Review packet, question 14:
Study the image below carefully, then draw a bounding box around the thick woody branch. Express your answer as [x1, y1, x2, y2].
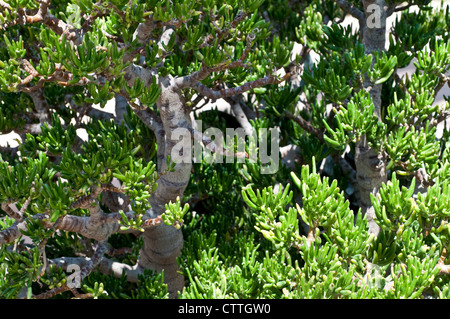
[123, 63, 155, 88]
[48, 241, 139, 283]
[1, 202, 25, 221]
[85, 107, 115, 121]
[131, 106, 164, 134]
[49, 238, 144, 282]
[44, 214, 119, 242]
[0, 201, 116, 244]
[98, 259, 143, 283]
[175, 62, 230, 89]
[333, 0, 365, 23]
[0, 197, 168, 245]
[0, 221, 26, 245]
[386, 2, 416, 16]
[190, 74, 287, 101]
[27, 88, 51, 126]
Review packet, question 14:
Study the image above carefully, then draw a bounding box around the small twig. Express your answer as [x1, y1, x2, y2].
[386, 2, 416, 16]
[106, 246, 132, 257]
[175, 31, 256, 90]
[69, 288, 93, 299]
[191, 73, 291, 101]
[285, 111, 325, 143]
[70, 185, 102, 210]
[434, 74, 450, 100]
[200, 11, 248, 49]
[33, 241, 109, 299]
[429, 109, 450, 128]
[38, 239, 48, 278]
[101, 184, 126, 194]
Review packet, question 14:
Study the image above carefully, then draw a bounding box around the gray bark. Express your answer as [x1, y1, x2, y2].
[135, 75, 192, 297]
[355, 0, 388, 236]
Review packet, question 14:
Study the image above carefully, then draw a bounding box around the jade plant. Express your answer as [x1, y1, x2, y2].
[1, 0, 450, 299]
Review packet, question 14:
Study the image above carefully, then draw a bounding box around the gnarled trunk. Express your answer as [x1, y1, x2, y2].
[137, 76, 191, 297]
[355, 0, 388, 236]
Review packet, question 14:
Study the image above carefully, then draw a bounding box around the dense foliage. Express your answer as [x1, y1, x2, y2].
[1, 0, 450, 299]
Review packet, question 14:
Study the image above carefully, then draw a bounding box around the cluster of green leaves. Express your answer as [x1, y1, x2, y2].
[373, 173, 450, 248]
[300, 32, 398, 105]
[322, 90, 386, 151]
[12, 113, 158, 226]
[21, 113, 76, 156]
[162, 196, 190, 230]
[238, 159, 449, 298]
[175, 138, 305, 298]
[390, 2, 449, 63]
[179, 197, 305, 298]
[1, 0, 450, 300]
[0, 151, 56, 202]
[0, 34, 26, 92]
[241, 184, 296, 250]
[79, 269, 168, 299]
[0, 245, 42, 299]
[291, 2, 450, 181]
[124, 78, 161, 108]
[382, 11, 449, 176]
[0, 92, 31, 133]
[381, 37, 450, 175]
[0, 104, 162, 296]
